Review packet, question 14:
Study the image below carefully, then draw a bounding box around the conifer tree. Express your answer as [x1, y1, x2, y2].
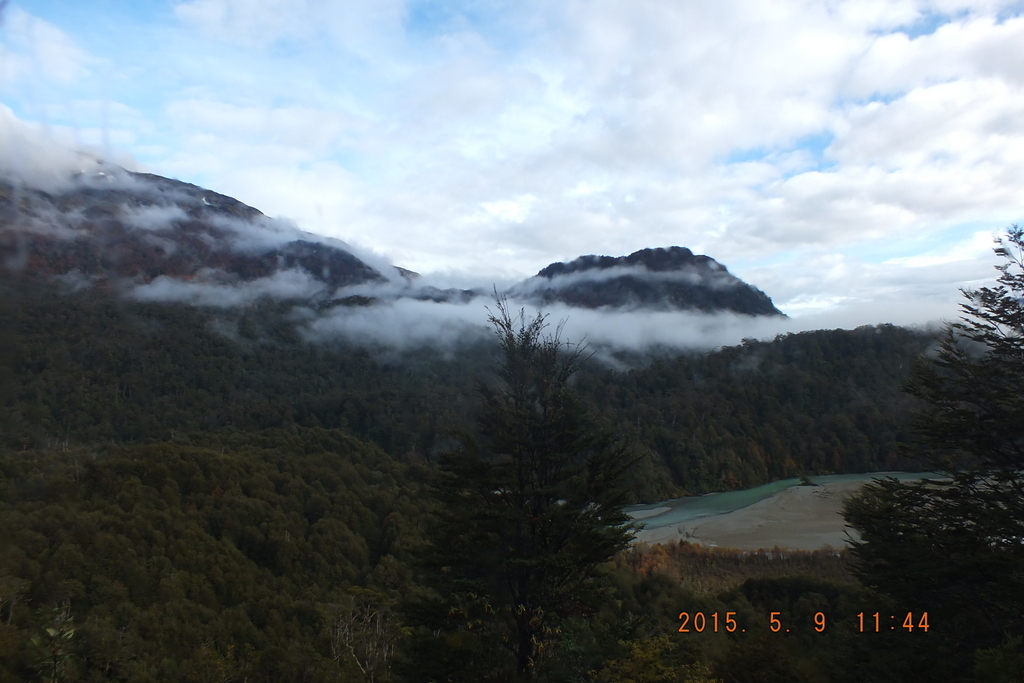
[844, 226, 1024, 680]
[429, 299, 636, 680]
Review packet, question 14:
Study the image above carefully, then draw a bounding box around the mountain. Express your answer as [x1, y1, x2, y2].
[0, 170, 963, 680]
[2, 169, 779, 315]
[0, 168, 387, 293]
[508, 246, 784, 316]
[0, 168, 492, 308]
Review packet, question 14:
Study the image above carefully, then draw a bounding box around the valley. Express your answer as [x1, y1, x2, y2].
[0, 170, 1018, 682]
[630, 472, 942, 550]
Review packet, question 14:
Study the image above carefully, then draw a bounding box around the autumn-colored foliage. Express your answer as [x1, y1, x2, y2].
[618, 541, 855, 595]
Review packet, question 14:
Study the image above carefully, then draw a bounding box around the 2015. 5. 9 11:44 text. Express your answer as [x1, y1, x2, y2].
[677, 611, 930, 634]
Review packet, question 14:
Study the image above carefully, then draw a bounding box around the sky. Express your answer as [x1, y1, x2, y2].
[3, 0, 1024, 327]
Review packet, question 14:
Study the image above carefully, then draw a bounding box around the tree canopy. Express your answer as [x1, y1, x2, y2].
[0, 265, 979, 681]
[420, 300, 636, 680]
[844, 226, 1024, 682]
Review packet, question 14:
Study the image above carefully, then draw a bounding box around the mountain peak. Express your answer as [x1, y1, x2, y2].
[3, 170, 785, 317]
[514, 246, 783, 316]
[537, 246, 725, 278]
[1, 170, 386, 296]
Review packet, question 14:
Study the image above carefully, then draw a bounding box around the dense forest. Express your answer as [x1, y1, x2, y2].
[2, 269, 1016, 682]
[1, 274, 931, 501]
[0, 436, 934, 683]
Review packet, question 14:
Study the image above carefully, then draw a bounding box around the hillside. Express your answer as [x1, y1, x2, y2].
[2, 171, 787, 316]
[510, 246, 784, 315]
[0, 171, 389, 293]
[1, 271, 930, 501]
[0, 171, 959, 682]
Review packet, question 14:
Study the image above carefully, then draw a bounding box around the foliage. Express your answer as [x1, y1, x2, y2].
[844, 227, 1024, 681]
[422, 301, 637, 680]
[590, 635, 721, 683]
[0, 429, 421, 681]
[0, 273, 482, 459]
[322, 588, 402, 682]
[2, 272, 931, 502]
[974, 636, 1024, 683]
[905, 227, 1024, 521]
[617, 542, 855, 595]
[575, 324, 930, 499]
[0, 265, 976, 680]
[29, 605, 76, 683]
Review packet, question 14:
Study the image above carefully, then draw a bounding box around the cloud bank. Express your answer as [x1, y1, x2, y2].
[0, 104, 108, 191]
[509, 264, 743, 299]
[293, 292, 954, 358]
[4, 0, 1022, 327]
[131, 268, 328, 307]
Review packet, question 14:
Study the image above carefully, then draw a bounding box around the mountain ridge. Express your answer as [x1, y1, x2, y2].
[0, 170, 387, 291]
[514, 246, 784, 316]
[2, 169, 782, 316]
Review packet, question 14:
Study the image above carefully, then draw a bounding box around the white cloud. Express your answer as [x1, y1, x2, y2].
[7, 0, 1024, 325]
[848, 15, 1024, 97]
[741, 243, 999, 323]
[507, 263, 744, 301]
[174, 0, 317, 46]
[296, 290, 960, 356]
[303, 297, 491, 351]
[481, 195, 537, 223]
[173, 0, 407, 53]
[0, 6, 92, 86]
[119, 204, 190, 231]
[164, 100, 366, 154]
[131, 268, 327, 307]
[883, 229, 997, 267]
[0, 104, 110, 190]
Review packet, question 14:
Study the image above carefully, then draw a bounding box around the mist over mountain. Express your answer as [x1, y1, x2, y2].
[1, 169, 783, 326]
[0, 168, 394, 297]
[0, 160, 977, 683]
[509, 247, 784, 316]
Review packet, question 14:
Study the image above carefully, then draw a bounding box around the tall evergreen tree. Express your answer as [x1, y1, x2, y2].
[426, 299, 637, 680]
[843, 226, 1024, 681]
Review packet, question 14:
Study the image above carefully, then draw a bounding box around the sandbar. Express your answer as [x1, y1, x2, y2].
[633, 481, 866, 551]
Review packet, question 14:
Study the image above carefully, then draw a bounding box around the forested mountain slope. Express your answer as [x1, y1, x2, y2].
[0, 138, 1002, 683]
[0, 270, 959, 682]
[2, 272, 932, 502]
[577, 325, 931, 498]
[0, 429, 425, 681]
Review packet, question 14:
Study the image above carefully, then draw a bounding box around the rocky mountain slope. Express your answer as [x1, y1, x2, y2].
[509, 246, 784, 316]
[0, 169, 387, 291]
[2, 169, 781, 315]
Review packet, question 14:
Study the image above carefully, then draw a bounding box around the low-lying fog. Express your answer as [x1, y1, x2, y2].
[1, 112, 960, 355]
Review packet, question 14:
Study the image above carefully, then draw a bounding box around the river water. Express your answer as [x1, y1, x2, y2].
[625, 472, 944, 531]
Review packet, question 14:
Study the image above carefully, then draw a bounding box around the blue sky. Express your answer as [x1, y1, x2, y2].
[3, 0, 1024, 326]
